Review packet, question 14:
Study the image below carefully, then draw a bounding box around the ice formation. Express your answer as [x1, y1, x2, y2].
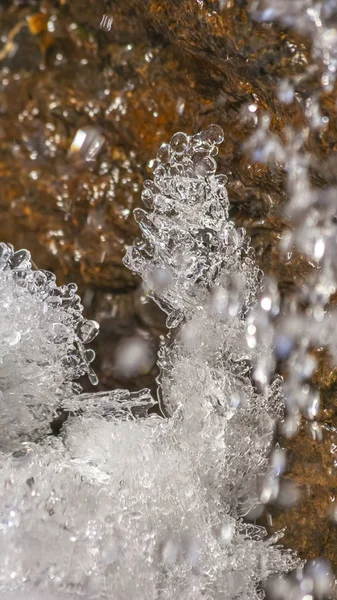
[0, 127, 297, 599]
[0, 243, 98, 451]
[245, 0, 337, 439]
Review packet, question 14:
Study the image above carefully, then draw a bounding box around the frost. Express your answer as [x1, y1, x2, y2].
[124, 124, 260, 327]
[0, 128, 297, 599]
[0, 243, 98, 451]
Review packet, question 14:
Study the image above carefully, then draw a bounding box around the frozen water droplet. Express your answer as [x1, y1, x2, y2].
[194, 155, 217, 177]
[88, 369, 98, 386]
[314, 237, 325, 260]
[69, 126, 105, 161]
[85, 349, 96, 364]
[176, 97, 185, 116]
[156, 143, 171, 164]
[274, 333, 294, 360]
[201, 124, 224, 145]
[260, 474, 279, 504]
[261, 296, 272, 311]
[9, 249, 31, 270]
[52, 323, 69, 343]
[281, 415, 300, 438]
[277, 79, 295, 104]
[271, 448, 287, 476]
[170, 132, 189, 154]
[78, 320, 99, 344]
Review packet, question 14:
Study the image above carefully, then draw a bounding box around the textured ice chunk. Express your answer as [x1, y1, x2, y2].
[0, 128, 297, 599]
[124, 128, 260, 326]
[0, 243, 98, 450]
[64, 387, 155, 420]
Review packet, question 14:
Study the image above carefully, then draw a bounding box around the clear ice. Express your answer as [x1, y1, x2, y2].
[0, 243, 98, 451]
[0, 127, 297, 599]
[243, 0, 337, 438]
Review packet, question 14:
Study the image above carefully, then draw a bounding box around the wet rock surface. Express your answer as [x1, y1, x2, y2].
[1, 0, 337, 569]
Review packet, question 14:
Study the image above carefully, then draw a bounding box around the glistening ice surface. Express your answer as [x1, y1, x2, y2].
[0, 243, 98, 451]
[0, 128, 296, 599]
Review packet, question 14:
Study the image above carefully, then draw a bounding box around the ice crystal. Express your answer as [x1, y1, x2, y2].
[0, 128, 297, 599]
[0, 243, 98, 450]
[124, 125, 260, 328]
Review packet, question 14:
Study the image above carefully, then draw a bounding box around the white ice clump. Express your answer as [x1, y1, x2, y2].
[125, 126, 260, 328]
[0, 127, 296, 599]
[0, 243, 98, 451]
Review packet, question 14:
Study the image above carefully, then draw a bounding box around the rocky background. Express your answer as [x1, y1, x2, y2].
[1, 0, 337, 569]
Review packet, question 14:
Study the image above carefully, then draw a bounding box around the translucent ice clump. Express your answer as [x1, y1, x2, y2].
[124, 124, 260, 328]
[0, 419, 294, 600]
[0, 243, 98, 450]
[0, 128, 297, 599]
